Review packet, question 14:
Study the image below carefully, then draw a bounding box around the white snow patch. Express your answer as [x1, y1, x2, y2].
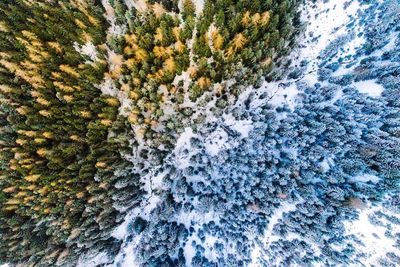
[243, 0, 363, 113]
[172, 70, 196, 107]
[303, 72, 319, 86]
[351, 174, 381, 184]
[343, 201, 400, 265]
[99, 1, 132, 117]
[77, 251, 110, 267]
[330, 88, 343, 104]
[193, 0, 205, 16]
[332, 34, 366, 77]
[353, 80, 384, 97]
[203, 234, 220, 261]
[124, 0, 148, 11]
[262, 202, 299, 245]
[371, 31, 398, 57]
[222, 113, 253, 138]
[333, 21, 397, 77]
[334, 32, 397, 76]
[98, 77, 118, 96]
[112, 194, 161, 240]
[382, 32, 398, 52]
[332, 33, 366, 77]
[204, 127, 229, 156]
[334, 64, 354, 76]
[299, 0, 361, 62]
[73, 42, 99, 62]
[102, 0, 127, 36]
[262, 80, 301, 110]
[237, 80, 300, 115]
[183, 233, 201, 266]
[174, 127, 199, 169]
[203, 113, 253, 157]
[175, 210, 219, 229]
[111, 238, 140, 267]
[320, 156, 335, 173]
[320, 160, 330, 173]
[112, 167, 169, 240]
[250, 245, 261, 267]
[273, 83, 299, 111]
[109, 23, 126, 36]
[344, 34, 366, 57]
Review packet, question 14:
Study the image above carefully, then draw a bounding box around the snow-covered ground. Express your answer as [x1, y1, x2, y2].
[343, 198, 400, 266]
[352, 80, 384, 97]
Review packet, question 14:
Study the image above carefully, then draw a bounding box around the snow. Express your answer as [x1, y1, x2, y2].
[124, 0, 148, 12]
[353, 80, 385, 97]
[97, 77, 132, 116]
[110, 165, 171, 267]
[261, 202, 299, 246]
[320, 160, 330, 173]
[193, 0, 205, 16]
[99, 1, 132, 117]
[174, 209, 220, 265]
[251, 202, 299, 266]
[222, 113, 253, 138]
[173, 127, 198, 169]
[299, 0, 361, 63]
[204, 127, 229, 156]
[334, 31, 397, 77]
[343, 201, 400, 265]
[370, 31, 398, 58]
[233, 79, 300, 117]
[331, 33, 366, 76]
[344, 34, 366, 57]
[203, 113, 253, 157]
[320, 156, 335, 173]
[176, 210, 219, 229]
[183, 234, 199, 265]
[73, 42, 99, 61]
[351, 174, 381, 184]
[80, 42, 98, 60]
[266, 82, 299, 111]
[102, 0, 127, 36]
[77, 251, 110, 267]
[98, 77, 118, 95]
[203, 234, 219, 260]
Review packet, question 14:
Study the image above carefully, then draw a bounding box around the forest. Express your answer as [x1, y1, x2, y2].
[1, 0, 399, 266]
